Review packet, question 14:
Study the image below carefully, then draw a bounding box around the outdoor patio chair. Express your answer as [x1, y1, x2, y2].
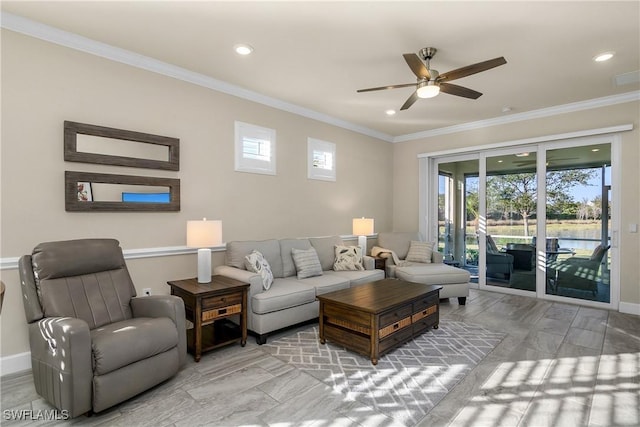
[547, 244, 610, 295]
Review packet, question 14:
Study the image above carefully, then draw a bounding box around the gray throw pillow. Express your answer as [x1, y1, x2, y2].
[244, 250, 274, 290]
[291, 247, 323, 279]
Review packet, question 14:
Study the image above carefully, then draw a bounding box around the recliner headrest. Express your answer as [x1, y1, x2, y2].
[32, 238, 126, 280]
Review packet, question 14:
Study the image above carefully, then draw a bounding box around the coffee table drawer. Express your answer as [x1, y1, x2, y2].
[413, 294, 439, 312]
[379, 305, 413, 327]
[379, 326, 413, 354]
[379, 316, 412, 339]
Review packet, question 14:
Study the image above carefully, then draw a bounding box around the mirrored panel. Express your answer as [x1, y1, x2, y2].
[66, 171, 180, 212]
[64, 121, 179, 171]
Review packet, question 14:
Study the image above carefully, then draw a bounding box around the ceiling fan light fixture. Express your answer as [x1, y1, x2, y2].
[416, 81, 440, 99]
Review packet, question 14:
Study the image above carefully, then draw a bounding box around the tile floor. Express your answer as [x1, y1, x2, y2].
[2, 289, 639, 426]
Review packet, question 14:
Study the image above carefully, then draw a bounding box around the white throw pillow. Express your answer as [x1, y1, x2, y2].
[333, 245, 364, 271]
[244, 250, 274, 290]
[291, 247, 323, 279]
[405, 241, 433, 264]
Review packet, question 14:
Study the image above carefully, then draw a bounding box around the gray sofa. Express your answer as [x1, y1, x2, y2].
[377, 232, 471, 305]
[214, 235, 384, 344]
[19, 239, 186, 418]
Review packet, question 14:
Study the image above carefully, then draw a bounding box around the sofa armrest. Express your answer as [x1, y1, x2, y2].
[214, 265, 263, 295]
[432, 251, 444, 263]
[131, 295, 187, 367]
[29, 317, 92, 418]
[362, 255, 375, 270]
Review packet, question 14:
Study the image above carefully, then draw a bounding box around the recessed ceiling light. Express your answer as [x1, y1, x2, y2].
[515, 152, 530, 157]
[501, 106, 512, 114]
[593, 52, 614, 62]
[234, 44, 254, 55]
[498, 160, 503, 163]
[385, 109, 396, 116]
[592, 148, 600, 152]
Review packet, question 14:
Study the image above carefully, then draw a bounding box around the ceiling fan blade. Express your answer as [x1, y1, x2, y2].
[356, 83, 417, 93]
[403, 53, 431, 79]
[400, 91, 419, 110]
[439, 57, 507, 82]
[440, 82, 483, 99]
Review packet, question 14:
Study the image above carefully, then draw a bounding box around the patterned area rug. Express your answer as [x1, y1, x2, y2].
[264, 321, 505, 426]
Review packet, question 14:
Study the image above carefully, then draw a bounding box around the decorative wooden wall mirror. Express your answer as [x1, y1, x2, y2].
[64, 121, 180, 171]
[65, 171, 180, 212]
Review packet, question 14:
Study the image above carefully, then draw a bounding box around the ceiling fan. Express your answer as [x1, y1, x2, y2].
[357, 47, 507, 110]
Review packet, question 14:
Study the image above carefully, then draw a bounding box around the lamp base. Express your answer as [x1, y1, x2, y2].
[358, 235, 368, 257]
[197, 248, 212, 283]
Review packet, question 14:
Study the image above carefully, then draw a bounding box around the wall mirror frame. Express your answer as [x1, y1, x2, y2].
[64, 121, 180, 171]
[65, 171, 180, 212]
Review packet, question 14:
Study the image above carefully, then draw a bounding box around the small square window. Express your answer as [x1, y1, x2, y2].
[235, 121, 276, 175]
[308, 138, 336, 181]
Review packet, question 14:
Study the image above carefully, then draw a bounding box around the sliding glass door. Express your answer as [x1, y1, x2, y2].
[427, 136, 617, 308]
[485, 150, 537, 292]
[543, 144, 612, 303]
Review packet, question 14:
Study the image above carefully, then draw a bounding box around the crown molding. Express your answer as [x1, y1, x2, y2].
[2, 13, 638, 145]
[0, 12, 394, 143]
[394, 91, 640, 143]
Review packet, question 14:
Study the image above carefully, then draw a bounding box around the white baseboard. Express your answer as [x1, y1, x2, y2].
[619, 301, 640, 316]
[1, 351, 31, 376]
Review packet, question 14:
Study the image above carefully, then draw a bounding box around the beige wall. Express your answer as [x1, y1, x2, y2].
[2, 29, 638, 363]
[0, 31, 393, 358]
[391, 102, 640, 306]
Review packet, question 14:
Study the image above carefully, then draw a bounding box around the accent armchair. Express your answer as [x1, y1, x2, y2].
[19, 239, 186, 418]
[547, 244, 610, 295]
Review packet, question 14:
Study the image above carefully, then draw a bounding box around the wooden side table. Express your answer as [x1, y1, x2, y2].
[167, 275, 249, 362]
[372, 255, 386, 271]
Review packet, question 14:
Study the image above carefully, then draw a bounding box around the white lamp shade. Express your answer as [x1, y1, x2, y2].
[352, 218, 374, 236]
[187, 219, 222, 248]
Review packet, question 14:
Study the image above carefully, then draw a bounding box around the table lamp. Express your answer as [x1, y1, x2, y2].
[187, 218, 222, 283]
[352, 217, 374, 256]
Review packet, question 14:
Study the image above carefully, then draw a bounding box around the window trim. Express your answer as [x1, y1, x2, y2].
[234, 121, 276, 175]
[307, 138, 336, 181]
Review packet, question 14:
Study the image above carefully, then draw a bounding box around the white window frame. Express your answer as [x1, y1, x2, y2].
[307, 138, 336, 181]
[234, 121, 276, 175]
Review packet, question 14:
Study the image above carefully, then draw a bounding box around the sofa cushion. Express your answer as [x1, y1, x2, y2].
[252, 278, 316, 314]
[91, 317, 178, 376]
[226, 240, 284, 278]
[309, 236, 344, 270]
[291, 247, 323, 279]
[333, 245, 364, 271]
[244, 250, 274, 290]
[406, 241, 433, 264]
[325, 269, 385, 287]
[280, 238, 312, 277]
[395, 264, 471, 285]
[377, 232, 421, 260]
[296, 274, 350, 295]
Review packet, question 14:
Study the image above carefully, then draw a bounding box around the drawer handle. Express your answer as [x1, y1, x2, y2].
[219, 308, 227, 315]
[393, 324, 399, 330]
[422, 310, 427, 315]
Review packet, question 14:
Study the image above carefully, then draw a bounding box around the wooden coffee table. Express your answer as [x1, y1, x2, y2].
[317, 278, 441, 365]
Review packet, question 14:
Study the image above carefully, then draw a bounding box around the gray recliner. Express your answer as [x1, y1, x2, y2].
[19, 239, 186, 418]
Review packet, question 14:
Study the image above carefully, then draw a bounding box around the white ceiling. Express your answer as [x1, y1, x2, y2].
[2, 1, 639, 140]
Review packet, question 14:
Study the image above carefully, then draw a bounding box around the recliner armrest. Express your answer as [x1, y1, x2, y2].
[131, 295, 187, 367]
[29, 317, 92, 418]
